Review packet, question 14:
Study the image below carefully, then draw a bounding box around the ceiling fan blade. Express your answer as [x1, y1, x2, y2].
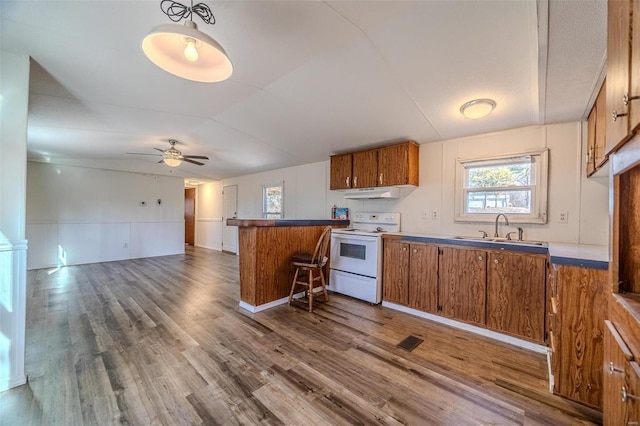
[183, 155, 209, 160]
[183, 158, 205, 166]
[126, 152, 163, 156]
[154, 147, 165, 153]
[158, 159, 165, 164]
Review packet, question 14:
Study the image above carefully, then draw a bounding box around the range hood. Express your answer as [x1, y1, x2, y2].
[343, 187, 400, 199]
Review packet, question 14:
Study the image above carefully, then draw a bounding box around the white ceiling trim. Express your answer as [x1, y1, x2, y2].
[535, 0, 549, 125]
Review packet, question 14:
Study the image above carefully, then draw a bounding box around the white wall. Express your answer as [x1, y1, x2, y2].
[195, 181, 224, 250]
[0, 50, 29, 391]
[26, 162, 185, 269]
[224, 122, 609, 246]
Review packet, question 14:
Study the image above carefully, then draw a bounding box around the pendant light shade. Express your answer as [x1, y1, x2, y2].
[142, 20, 232, 83]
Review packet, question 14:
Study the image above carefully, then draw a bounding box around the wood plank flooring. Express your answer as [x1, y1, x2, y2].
[1, 246, 602, 425]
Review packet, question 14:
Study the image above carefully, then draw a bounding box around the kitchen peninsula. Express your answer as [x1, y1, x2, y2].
[227, 219, 349, 312]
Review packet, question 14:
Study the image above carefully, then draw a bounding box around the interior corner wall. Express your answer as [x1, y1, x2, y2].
[359, 122, 609, 245]
[223, 121, 608, 246]
[195, 181, 223, 250]
[26, 162, 185, 269]
[0, 50, 29, 391]
[223, 161, 328, 220]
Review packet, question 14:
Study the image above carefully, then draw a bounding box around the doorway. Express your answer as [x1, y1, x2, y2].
[185, 188, 195, 245]
[222, 184, 238, 253]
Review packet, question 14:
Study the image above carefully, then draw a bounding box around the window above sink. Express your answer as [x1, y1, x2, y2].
[454, 150, 549, 224]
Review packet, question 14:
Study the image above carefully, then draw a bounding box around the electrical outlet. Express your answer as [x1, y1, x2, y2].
[558, 212, 568, 223]
[422, 209, 429, 219]
[432, 210, 439, 220]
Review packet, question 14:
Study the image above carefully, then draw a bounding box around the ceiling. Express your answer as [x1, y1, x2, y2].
[1, 1, 607, 181]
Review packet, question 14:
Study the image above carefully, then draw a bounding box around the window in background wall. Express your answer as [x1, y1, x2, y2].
[455, 150, 548, 223]
[263, 184, 283, 219]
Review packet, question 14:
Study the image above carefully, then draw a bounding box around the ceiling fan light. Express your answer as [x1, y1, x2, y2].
[164, 157, 182, 167]
[141, 21, 233, 83]
[460, 99, 496, 119]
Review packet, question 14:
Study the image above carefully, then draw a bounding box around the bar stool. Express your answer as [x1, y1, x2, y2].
[288, 226, 332, 312]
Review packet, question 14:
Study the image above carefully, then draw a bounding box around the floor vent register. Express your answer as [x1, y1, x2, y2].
[397, 335, 424, 352]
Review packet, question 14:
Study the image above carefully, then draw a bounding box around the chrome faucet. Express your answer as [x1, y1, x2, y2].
[494, 213, 510, 237]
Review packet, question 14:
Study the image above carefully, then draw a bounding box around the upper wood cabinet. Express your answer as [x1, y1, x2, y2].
[329, 153, 352, 190]
[352, 149, 378, 189]
[587, 80, 608, 176]
[606, 0, 640, 155]
[330, 141, 419, 189]
[378, 143, 419, 187]
[487, 252, 546, 343]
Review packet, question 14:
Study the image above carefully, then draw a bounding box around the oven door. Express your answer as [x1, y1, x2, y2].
[330, 233, 380, 278]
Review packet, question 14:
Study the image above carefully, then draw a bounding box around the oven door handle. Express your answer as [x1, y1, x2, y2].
[331, 234, 379, 242]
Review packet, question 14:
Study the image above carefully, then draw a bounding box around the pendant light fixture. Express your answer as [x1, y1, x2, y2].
[460, 98, 496, 119]
[142, 0, 233, 83]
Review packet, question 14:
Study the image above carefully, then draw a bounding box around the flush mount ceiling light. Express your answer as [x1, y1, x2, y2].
[460, 99, 496, 119]
[142, 0, 233, 83]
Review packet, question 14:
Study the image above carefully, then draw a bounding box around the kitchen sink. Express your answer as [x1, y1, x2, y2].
[451, 236, 547, 246]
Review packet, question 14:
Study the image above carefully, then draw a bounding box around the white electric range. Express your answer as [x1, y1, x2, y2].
[329, 212, 401, 304]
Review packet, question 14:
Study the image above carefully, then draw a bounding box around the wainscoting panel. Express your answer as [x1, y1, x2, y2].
[196, 217, 222, 251]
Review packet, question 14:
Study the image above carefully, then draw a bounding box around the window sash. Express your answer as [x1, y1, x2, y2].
[455, 150, 548, 224]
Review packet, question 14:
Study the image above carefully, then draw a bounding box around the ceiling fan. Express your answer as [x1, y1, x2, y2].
[127, 139, 209, 167]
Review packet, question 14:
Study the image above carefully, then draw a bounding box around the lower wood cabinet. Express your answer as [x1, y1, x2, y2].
[604, 320, 633, 426]
[383, 240, 410, 304]
[409, 243, 438, 312]
[382, 240, 437, 312]
[552, 264, 608, 409]
[439, 247, 486, 326]
[487, 252, 546, 343]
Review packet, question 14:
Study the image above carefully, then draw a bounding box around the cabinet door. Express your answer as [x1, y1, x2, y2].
[383, 240, 409, 305]
[594, 80, 608, 168]
[352, 149, 378, 189]
[439, 247, 486, 325]
[586, 102, 597, 176]
[555, 265, 608, 409]
[631, 0, 640, 133]
[487, 252, 546, 343]
[408, 243, 438, 313]
[377, 142, 419, 187]
[603, 321, 633, 426]
[330, 154, 352, 190]
[606, 0, 632, 155]
[626, 362, 640, 426]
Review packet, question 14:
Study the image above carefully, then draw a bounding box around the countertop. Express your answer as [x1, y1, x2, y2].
[227, 218, 349, 227]
[383, 232, 609, 270]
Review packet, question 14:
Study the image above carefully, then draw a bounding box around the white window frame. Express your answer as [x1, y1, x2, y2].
[454, 149, 548, 224]
[262, 183, 284, 219]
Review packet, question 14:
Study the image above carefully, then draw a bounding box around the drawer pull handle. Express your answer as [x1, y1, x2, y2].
[610, 362, 624, 374]
[353, 176, 358, 187]
[622, 386, 639, 402]
[613, 110, 628, 122]
[623, 93, 640, 106]
[346, 176, 350, 187]
[478, 256, 483, 261]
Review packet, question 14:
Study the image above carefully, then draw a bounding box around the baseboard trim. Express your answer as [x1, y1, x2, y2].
[381, 301, 548, 354]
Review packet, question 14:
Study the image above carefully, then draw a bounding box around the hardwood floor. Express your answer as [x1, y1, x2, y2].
[1, 246, 602, 425]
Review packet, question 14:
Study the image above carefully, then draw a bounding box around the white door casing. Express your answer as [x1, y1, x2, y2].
[222, 185, 238, 254]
